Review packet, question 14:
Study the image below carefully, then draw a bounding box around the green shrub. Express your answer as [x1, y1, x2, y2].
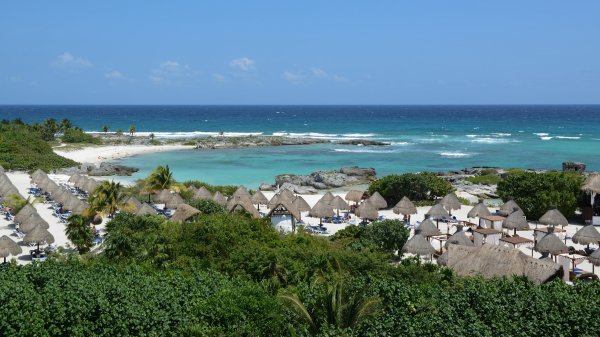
[187, 198, 226, 215]
[62, 127, 102, 144]
[368, 172, 453, 205]
[183, 180, 239, 196]
[466, 174, 502, 185]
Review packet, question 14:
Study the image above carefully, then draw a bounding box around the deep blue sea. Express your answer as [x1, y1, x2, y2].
[2, 105, 599, 188]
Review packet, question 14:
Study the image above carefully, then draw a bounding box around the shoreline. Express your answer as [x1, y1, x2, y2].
[54, 144, 193, 164]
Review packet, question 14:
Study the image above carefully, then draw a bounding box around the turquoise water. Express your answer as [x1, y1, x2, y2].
[2, 105, 599, 188]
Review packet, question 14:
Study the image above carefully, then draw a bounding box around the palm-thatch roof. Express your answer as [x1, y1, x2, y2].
[572, 225, 600, 246]
[136, 203, 157, 216]
[426, 203, 448, 220]
[68, 173, 81, 184]
[155, 189, 173, 204]
[165, 193, 185, 210]
[193, 186, 213, 200]
[393, 196, 417, 215]
[23, 225, 55, 245]
[445, 244, 561, 284]
[416, 219, 442, 237]
[445, 227, 473, 248]
[538, 207, 569, 227]
[124, 196, 143, 212]
[320, 191, 335, 204]
[329, 196, 349, 210]
[293, 196, 311, 213]
[368, 192, 387, 209]
[266, 197, 301, 220]
[233, 186, 250, 198]
[402, 234, 435, 256]
[170, 204, 201, 222]
[280, 189, 296, 200]
[72, 201, 89, 215]
[43, 180, 60, 194]
[582, 174, 600, 194]
[588, 248, 600, 266]
[437, 250, 449, 266]
[502, 209, 530, 231]
[63, 196, 83, 211]
[499, 199, 521, 216]
[51, 188, 70, 204]
[213, 192, 227, 206]
[19, 213, 49, 233]
[309, 199, 335, 219]
[228, 195, 261, 218]
[535, 231, 568, 255]
[440, 193, 461, 211]
[73, 175, 88, 189]
[345, 190, 366, 203]
[14, 204, 37, 224]
[0, 235, 22, 259]
[250, 191, 269, 205]
[31, 169, 47, 183]
[467, 199, 491, 218]
[355, 200, 378, 220]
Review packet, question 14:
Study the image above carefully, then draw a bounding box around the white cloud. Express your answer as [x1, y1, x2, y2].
[150, 60, 193, 84]
[105, 71, 125, 80]
[230, 57, 255, 72]
[52, 52, 92, 69]
[282, 67, 348, 84]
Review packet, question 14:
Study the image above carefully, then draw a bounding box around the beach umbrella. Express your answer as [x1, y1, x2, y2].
[165, 193, 185, 210]
[0, 235, 22, 263]
[51, 188, 70, 204]
[402, 232, 435, 258]
[329, 195, 349, 216]
[68, 173, 81, 184]
[72, 201, 89, 215]
[582, 174, 600, 207]
[393, 196, 417, 216]
[445, 225, 473, 248]
[426, 203, 449, 220]
[154, 189, 173, 204]
[499, 199, 521, 216]
[14, 204, 37, 224]
[213, 191, 227, 206]
[502, 208, 530, 235]
[416, 218, 442, 237]
[267, 194, 282, 209]
[535, 228, 568, 256]
[82, 179, 99, 193]
[19, 213, 49, 233]
[355, 200, 378, 221]
[136, 203, 157, 216]
[74, 175, 88, 189]
[124, 196, 143, 213]
[269, 191, 294, 209]
[539, 206, 569, 228]
[194, 187, 213, 200]
[31, 169, 46, 184]
[170, 204, 201, 222]
[293, 196, 311, 213]
[467, 199, 491, 219]
[280, 189, 296, 200]
[437, 250, 449, 266]
[23, 225, 55, 252]
[344, 190, 366, 204]
[228, 195, 261, 219]
[588, 249, 600, 273]
[320, 192, 335, 205]
[309, 199, 335, 225]
[250, 191, 269, 209]
[44, 180, 60, 194]
[440, 193, 461, 214]
[233, 186, 250, 198]
[572, 225, 600, 248]
[368, 192, 388, 209]
[63, 196, 82, 211]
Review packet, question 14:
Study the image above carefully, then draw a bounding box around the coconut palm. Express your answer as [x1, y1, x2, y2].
[147, 165, 175, 192]
[149, 133, 155, 141]
[87, 180, 126, 218]
[65, 214, 94, 254]
[59, 118, 73, 133]
[128, 124, 136, 137]
[101, 125, 109, 133]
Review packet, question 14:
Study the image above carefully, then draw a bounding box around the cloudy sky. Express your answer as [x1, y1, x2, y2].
[1, 1, 599, 104]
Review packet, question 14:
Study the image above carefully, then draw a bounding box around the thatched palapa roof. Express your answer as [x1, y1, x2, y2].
[309, 199, 334, 219]
[402, 234, 435, 256]
[19, 213, 49, 233]
[440, 193, 461, 211]
[502, 209, 530, 231]
[193, 187, 213, 200]
[233, 186, 250, 198]
[499, 199, 521, 216]
[267, 197, 301, 220]
[445, 244, 561, 284]
[213, 192, 227, 206]
[393, 196, 417, 215]
[250, 191, 269, 205]
[14, 204, 37, 224]
[426, 203, 448, 220]
[68, 173, 81, 184]
[535, 230, 568, 255]
[228, 195, 261, 218]
[329, 196, 349, 210]
[355, 200, 378, 220]
[165, 193, 185, 210]
[467, 199, 491, 218]
[368, 192, 387, 209]
[345, 190, 366, 203]
[155, 189, 173, 204]
[320, 192, 335, 204]
[582, 174, 600, 194]
[136, 203, 157, 216]
[0, 235, 22, 259]
[538, 207, 569, 227]
[588, 249, 600, 267]
[416, 219, 442, 237]
[572, 225, 600, 246]
[23, 225, 55, 245]
[293, 196, 311, 213]
[171, 204, 201, 222]
[445, 226, 473, 248]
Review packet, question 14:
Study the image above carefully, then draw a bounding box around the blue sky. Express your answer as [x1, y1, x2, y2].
[1, 1, 599, 104]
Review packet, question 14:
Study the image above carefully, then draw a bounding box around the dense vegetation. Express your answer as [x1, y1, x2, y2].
[497, 170, 585, 219]
[0, 120, 78, 171]
[62, 127, 102, 144]
[368, 172, 454, 205]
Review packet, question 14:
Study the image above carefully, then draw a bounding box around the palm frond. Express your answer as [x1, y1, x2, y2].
[277, 290, 315, 329]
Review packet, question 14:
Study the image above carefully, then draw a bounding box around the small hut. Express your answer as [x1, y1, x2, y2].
[355, 200, 378, 222]
[165, 193, 185, 210]
[309, 199, 335, 225]
[402, 232, 435, 259]
[479, 215, 506, 231]
[0, 235, 22, 263]
[267, 198, 301, 233]
[233, 186, 250, 198]
[250, 191, 269, 210]
[440, 193, 461, 215]
[472, 227, 502, 246]
[170, 204, 201, 223]
[154, 189, 173, 204]
[228, 195, 261, 219]
[368, 192, 388, 209]
[194, 187, 213, 200]
[136, 203, 157, 216]
[213, 192, 227, 207]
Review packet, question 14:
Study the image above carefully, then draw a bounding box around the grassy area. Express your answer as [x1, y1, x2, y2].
[466, 174, 502, 185]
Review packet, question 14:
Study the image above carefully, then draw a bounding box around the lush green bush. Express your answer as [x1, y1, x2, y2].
[331, 220, 410, 257]
[0, 121, 78, 171]
[187, 198, 226, 214]
[466, 174, 502, 185]
[368, 172, 453, 205]
[183, 180, 239, 196]
[62, 127, 102, 144]
[497, 171, 584, 219]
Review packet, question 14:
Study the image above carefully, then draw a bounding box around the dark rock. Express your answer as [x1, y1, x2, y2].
[337, 139, 389, 146]
[562, 162, 586, 173]
[275, 167, 376, 190]
[259, 183, 274, 191]
[54, 162, 138, 176]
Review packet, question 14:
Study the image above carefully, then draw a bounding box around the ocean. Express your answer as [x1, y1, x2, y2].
[2, 105, 599, 188]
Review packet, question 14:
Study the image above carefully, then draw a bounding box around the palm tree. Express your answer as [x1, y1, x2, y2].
[101, 125, 109, 133]
[87, 180, 126, 218]
[59, 118, 73, 133]
[6, 194, 35, 214]
[128, 125, 136, 137]
[65, 214, 94, 253]
[147, 165, 175, 192]
[149, 133, 155, 141]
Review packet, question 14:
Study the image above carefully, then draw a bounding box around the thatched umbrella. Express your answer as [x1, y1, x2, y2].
[19, 213, 49, 233]
[0, 235, 22, 263]
[63, 196, 83, 211]
[535, 228, 568, 256]
[213, 192, 227, 206]
[329, 196, 349, 216]
[293, 196, 311, 213]
[416, 219, 442, 238]
[467, 199, 491, 219]
[136, 203, 157, 216]
[402, 232, 435, 258]
[124, 196, 143, 213]
[345, 190, 366, 205]
[194, 187, 213, 200]
[440, 193, 461, 215]
[445, 225, 473, 248]
[582, 174, 600, 207]
[171, 204, 201, 222]
[368, 192, 388, 209]
[68, 173, 81, 184]
[502, 209, 530, 235]
[437, 250, 449, 266]
[393, 196, 417, 217]
[165, 193, 185, 210]
[588, 248, 600, 273]
[355, 200, 378, 221]
[233, 186, 250, 198]
[44, 180, 60, 194]
[499, 199, 521, 216]
[572, 225, 600, 248]
[250, 191, 269, 210]
[23, 225, 55, 252]
[155, 189, 173, 204]
[320, 191, 335, 205]
[279, 189, 296, 201]
[51, 188, 70, 204]
[72, 201, 89, 215]
[14, 204, 37, 224]
[426, 203, 449, 229]
[539, 206, 569, 228]
[309, 199, 335, 225]
[228, 195, 261, 218]
[31, 169, 46, 183]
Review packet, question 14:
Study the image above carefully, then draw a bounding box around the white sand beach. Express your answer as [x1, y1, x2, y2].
[54, 144, 192, 164]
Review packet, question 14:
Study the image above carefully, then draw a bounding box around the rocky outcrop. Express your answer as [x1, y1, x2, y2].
[54, 162, 139, 176]
[193, 136, 329, 149]
[337, 139, 389, 146]
[272, 167, 376, 191]
[562, 162, 586, 173]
